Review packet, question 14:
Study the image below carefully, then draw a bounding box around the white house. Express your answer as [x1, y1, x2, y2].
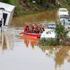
[0, 2, 15, 26]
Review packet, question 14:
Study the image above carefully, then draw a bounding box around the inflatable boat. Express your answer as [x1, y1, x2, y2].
[20, 32, 41, 38]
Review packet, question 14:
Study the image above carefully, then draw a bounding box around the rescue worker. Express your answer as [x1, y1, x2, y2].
[31, 24, 35, 33]
[24, 23, 30, 33]
[38, 24, 45, 33]
[32, 24, 39, 33]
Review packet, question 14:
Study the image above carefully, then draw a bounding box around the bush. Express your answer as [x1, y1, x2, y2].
[55, 23, 69, 45]
[46, 38, 58, 46]
[1, 0, 10, 4]
[38, 38, 47, 46]
[38, 38, 58, 46]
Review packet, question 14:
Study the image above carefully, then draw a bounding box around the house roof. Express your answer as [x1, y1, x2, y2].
[0, 2, 15, 12]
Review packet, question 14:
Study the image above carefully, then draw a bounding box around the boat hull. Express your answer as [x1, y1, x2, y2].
[20, 32, 41, 37]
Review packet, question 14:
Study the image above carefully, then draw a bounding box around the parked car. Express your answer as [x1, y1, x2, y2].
[57, 8, 69, 20]
[47, 23, 56, 29]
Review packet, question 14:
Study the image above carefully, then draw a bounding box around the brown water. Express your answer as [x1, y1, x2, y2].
[0, 27, 70, 70]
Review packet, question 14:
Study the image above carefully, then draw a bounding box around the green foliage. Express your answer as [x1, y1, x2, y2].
[38, 38, 57, 46]
[13, 0, 58, 15]
[55, 23, 69, 45]
[46, 38, 57, 46]
[39, 23, 69, 47]
[0, 0, 10, 4]
[38, 38, 47, 46]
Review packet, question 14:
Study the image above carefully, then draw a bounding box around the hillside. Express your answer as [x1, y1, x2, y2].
[13, 0, 59, 16]
[10, 0, 70, 16]
[1, 0, 70, 26]
[1, 0, 70, 16]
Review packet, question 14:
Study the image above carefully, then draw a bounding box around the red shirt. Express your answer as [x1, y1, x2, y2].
[24, 25, 29, 32]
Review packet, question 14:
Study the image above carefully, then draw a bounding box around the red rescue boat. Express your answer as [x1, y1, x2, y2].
[20, 32, 41, 38]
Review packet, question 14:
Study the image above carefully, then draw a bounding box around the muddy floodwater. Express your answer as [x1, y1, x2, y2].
[0, 27, 70, 70]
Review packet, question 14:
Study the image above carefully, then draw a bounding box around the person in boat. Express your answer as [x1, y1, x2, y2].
[32, 24, 39, 33]
[38, 24, 45, 33]
[41, 25, 45, 32]
[24, 23, 30, 33]
[31, 24, 35, 33]
[28, 26, 32, 33]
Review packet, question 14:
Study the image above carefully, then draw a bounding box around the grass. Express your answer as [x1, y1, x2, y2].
[9, 0, 57, 27]
[10, 0, 16, 4]
[10, 10, 57, 27]
[9, 0, 70, 27]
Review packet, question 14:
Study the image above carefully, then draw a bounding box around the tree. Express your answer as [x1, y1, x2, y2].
[55, 23, 69, 45]
[0, 0, 10, 4]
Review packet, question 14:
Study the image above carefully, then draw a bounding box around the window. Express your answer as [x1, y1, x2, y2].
[3, 13, 7, 25]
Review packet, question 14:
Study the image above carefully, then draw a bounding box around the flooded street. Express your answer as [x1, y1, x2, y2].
[0, 27, 70, 70]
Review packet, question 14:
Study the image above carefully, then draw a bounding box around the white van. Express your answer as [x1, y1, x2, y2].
[57, 8, 69, 20]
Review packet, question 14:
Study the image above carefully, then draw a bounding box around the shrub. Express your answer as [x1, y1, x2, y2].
[46, 38, 58, 46]
[1, 0, 10, 4]
[38, 38, 47, 46]
[55, 23, 69, 45]
[38, 38, 58, 46]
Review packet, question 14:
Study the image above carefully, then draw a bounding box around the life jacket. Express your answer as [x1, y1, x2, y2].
[33, 25, 39, 33]
[24, 25, 29, 32]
